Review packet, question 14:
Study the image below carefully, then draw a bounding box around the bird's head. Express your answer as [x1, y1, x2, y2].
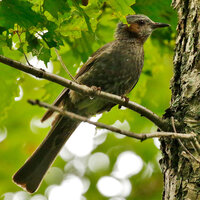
[115, 14, 170, 43]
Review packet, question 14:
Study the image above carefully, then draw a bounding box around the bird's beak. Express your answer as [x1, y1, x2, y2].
[152, 22, 170, 29]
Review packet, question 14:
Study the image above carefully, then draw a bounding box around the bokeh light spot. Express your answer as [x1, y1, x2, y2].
[0, 126, 7, 143]
[66, 115, 102, 157]
[97, 176, 122, 197]
[112, 120, 130, 139]
[97, 176, 132, 197]
[30, 116, 50, 133]
[64, 159, 86, 177]
[3, 192, 14, 200]
[112, 151, 143, 179]
[29, 57, 53, 73]
[30, 194, 47, 200]
[109, 197, 126, 200]
[153, 138, 161, 149]
[13, 191, 30, 200]
[88, 152, 110, 172]
[48, 175, 84, 200]
[45, 167, 64, 185]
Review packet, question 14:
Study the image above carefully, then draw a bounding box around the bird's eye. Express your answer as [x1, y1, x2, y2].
[137, 20, 145, 25]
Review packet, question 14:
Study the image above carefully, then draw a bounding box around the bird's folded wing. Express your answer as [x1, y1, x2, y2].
[41, 41, 113, 122]
[75, 42, 113, 79]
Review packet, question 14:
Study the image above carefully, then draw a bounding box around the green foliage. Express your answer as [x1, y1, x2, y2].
[109, 0, 135, 19]
[0, 65, 20, 124]
[43, 0, 71, 19]
[0, 0, 176, 199]
[0, 0, 44, 29]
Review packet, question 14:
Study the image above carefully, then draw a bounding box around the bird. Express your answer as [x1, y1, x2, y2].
[13, 14, 169, 193]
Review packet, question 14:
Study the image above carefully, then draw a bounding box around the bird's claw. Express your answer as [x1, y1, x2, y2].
[89, 86, 101, 100]
[118, 95, 129, 109]
[40, 68, 46, 72]
[91, 86, 101, 94]
[121, 95, 129, 104]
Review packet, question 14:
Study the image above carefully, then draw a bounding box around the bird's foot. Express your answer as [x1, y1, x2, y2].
[91, 86, 101, 94]
[121, 95, 129, 103]
[40, 68, 46, 72]
[89, 86, 101, 99]
[118, 95, 129, 109]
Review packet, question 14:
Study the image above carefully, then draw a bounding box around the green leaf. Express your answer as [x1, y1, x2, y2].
[59, 12, 87, 38]
[26, 31, 51, 64]
[42, 31, 63, 48]
[71, 0, 94, 33]
[38, 47, 51, 66]
[26, 31, 40, 51]
[0, 0, 45, 29]
[43, 0, 70, 19]
[108, 0, 135, 20]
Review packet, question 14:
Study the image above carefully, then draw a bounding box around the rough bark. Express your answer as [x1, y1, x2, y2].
[160, 0, 200, 199]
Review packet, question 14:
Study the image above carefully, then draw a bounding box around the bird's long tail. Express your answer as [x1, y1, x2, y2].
[13, 116, 80, 193]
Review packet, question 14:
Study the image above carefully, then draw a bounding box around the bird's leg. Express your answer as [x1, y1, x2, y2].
[91, 86, 102, 93]
[121, 95, 129, 103]
[40, 68, 46, 72]
[91, 85, 101, 94]
[118, 95, 129, 109]
[89, 86, 101, 99]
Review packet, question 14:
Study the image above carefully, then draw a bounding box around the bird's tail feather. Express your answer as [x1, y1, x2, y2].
[13, 116, 80, 193]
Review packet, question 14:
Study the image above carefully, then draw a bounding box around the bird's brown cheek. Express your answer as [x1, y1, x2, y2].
[128, 23, 140, 34]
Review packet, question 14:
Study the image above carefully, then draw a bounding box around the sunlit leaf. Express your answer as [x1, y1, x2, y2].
[43, 0, 70, 19]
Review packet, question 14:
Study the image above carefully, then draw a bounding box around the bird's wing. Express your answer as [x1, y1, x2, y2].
[75, 42, 113, 79]
[41, 41, 113, 122]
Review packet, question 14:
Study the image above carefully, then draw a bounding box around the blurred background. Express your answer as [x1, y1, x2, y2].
[0, 0, 177, 199]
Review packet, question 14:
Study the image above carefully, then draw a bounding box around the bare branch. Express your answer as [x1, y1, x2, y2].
[54, 48, 77, 82]
[0, 55, 169, 131]
[28, 99, 196, 141]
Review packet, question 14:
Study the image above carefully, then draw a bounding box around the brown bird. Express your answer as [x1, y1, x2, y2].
[13, 14, 169, 193]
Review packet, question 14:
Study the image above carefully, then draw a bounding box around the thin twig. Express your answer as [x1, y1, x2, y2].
[28, 99, 196, 141]
[54, 48, 77, 82]
[171, 117, 200, 163]
[16, 27, 32, 67]
[0, 54, 170, 131]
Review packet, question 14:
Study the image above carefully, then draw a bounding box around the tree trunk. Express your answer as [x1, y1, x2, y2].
[160, 0, 200, 199]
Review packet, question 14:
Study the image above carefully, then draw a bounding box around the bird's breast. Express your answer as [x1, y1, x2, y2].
[76, 42, 144, 97]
